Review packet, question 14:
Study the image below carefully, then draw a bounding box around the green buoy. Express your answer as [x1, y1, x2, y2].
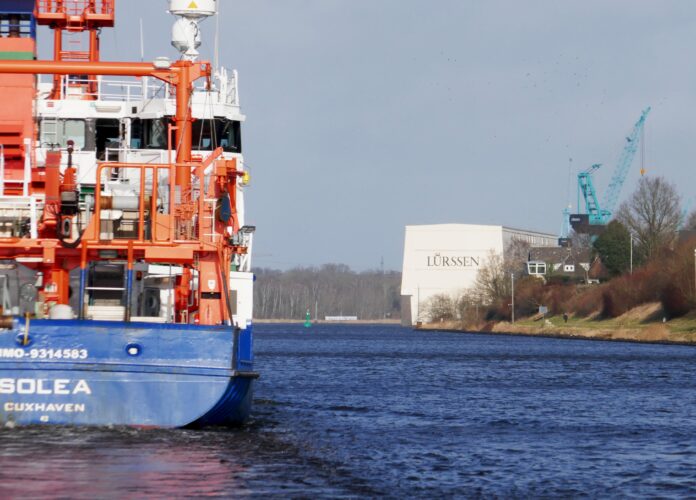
[304, 309, 312, 328]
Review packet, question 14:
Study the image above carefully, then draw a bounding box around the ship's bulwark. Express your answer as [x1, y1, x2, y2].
[0, 319, 255, 427]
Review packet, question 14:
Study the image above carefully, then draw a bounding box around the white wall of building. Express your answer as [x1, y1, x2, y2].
[400, 224, 556, 325]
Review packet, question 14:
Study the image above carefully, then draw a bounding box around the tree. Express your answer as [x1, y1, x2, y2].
[473, 251, 510, 304]
[504, 237, 531, 273]
[685, 210, 696, 231]
[593, 220, 631, 277]
[425, 294, 456, 322]
[570, 231, 593, 253]
[615, 176, 681, 261]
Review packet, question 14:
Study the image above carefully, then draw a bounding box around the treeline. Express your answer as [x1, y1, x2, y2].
[253, 264, 402, 320]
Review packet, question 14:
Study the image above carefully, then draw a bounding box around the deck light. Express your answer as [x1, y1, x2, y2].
[153, 57, 172, 70]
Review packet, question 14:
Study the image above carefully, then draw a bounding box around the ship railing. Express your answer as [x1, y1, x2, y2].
[42, 75, 170, 102]
[41, 72, 239, 105]
[93, 162, 215, 244]
[0, 195, 42, 239]
[36, 0, 115, 16]
[94, 163, 176, 243]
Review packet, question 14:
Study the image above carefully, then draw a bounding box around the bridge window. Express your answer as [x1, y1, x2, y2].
[130, 118, 170, 150]
[40, 119, 86, 149]
[130, 117, 241, 153]
[192, 118, 242, 153]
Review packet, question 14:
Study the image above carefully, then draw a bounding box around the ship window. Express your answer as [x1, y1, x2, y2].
[96, 119, 121, 160]
[130, 119, 142, 148]
[40, 119, 86, 149]
[130, 118, 171, 150]
[192, 118, 242, 153]
[62, 120, 86, 149]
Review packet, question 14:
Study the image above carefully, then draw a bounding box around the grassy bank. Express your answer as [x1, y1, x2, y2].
[418, 303, 696, 344]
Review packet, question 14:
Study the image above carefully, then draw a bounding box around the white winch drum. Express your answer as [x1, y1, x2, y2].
[49, 304, 75, 320]
[169, 0, 216, 18]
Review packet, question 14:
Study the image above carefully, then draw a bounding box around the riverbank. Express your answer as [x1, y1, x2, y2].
[418, 303, 696, 345]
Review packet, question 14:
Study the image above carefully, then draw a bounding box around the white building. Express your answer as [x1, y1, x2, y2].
[400, 224, 557, 325]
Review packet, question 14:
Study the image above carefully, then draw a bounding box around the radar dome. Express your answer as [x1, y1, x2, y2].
[169, 0, 216, 19]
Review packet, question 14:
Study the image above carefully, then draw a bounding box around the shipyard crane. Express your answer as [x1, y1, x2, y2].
[570, 107, 651, 234]
[679, 197, 694, 230]
[576, 163, 605, 224]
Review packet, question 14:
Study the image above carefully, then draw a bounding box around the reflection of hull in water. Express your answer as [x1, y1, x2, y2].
[0, 319, 256, 427]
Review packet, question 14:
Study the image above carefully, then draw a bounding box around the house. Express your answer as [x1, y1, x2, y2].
[526, 246, 595, 283]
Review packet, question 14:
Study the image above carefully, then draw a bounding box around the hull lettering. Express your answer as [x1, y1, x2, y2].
[0, 378, 92, 395]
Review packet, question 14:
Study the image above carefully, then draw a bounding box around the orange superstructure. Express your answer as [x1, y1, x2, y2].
[0, 29, 36, 195]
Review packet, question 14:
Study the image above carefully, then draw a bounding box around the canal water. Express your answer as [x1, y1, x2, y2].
[1, 324, 695, 498]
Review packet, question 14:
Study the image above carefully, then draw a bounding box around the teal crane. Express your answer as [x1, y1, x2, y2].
[577, 163, 607, 225]
[679, 197, 694, 230]
[574, 107, 651, 228]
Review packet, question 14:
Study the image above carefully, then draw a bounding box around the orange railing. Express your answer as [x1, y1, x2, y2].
[93, 163, 176, 243]
[36, 0, 115, 16]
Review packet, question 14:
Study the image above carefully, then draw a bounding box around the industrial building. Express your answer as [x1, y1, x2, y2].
[400, 224, 557, 325]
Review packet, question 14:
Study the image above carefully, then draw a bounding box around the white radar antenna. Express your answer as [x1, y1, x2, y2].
[169, 0, 217, 61]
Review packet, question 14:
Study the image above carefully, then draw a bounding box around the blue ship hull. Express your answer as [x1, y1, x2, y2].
[0, 318, 256, 428]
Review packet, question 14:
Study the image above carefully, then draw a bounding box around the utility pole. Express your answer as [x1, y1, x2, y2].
[381, 256, 386, 319]
[630, 233, 634, 274]
[511, 273, 515, 323]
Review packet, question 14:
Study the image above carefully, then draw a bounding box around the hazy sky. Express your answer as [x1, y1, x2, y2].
[38, 1, 696, 270]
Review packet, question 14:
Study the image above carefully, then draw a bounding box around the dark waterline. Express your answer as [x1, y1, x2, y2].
[1, 324, 695, 498]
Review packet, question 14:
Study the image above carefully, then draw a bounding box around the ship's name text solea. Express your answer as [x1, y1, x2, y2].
[0, 378, 92, 395]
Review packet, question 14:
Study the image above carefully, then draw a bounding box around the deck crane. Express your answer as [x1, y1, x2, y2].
[570, 107, 651, 234]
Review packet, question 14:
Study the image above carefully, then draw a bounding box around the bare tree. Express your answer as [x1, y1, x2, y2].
[504, 237, 531, 273]
[456, 290, 485, 325]
[685, 210, 696, 231]
[425, 293, 456, 322]
[615, 176, 681, 261]
[473, 250, 510, 304]
[570, 231, 593, 252]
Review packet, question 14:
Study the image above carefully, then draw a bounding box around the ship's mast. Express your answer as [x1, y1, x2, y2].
[35, 1, 116, 99]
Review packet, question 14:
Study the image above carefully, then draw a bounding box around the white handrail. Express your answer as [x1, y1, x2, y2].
[39, 71, 240, 105]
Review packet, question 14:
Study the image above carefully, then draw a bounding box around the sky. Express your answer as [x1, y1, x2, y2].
[38, 1, 696, 271]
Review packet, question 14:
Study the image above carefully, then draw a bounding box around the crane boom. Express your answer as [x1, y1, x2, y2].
[601, 107, 651, 215]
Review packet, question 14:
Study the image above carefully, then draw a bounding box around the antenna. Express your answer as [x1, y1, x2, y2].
[214, 0, 220, 70]
[139, 18, 144, 61]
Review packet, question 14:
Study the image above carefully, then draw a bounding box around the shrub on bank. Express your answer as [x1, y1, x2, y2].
[660, 284, 691, 318]
[563, 236, 696, 319]
[598, 268, 662, 318]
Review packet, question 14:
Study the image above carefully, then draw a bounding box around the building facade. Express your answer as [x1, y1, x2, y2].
[400, 224, 557, 325]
